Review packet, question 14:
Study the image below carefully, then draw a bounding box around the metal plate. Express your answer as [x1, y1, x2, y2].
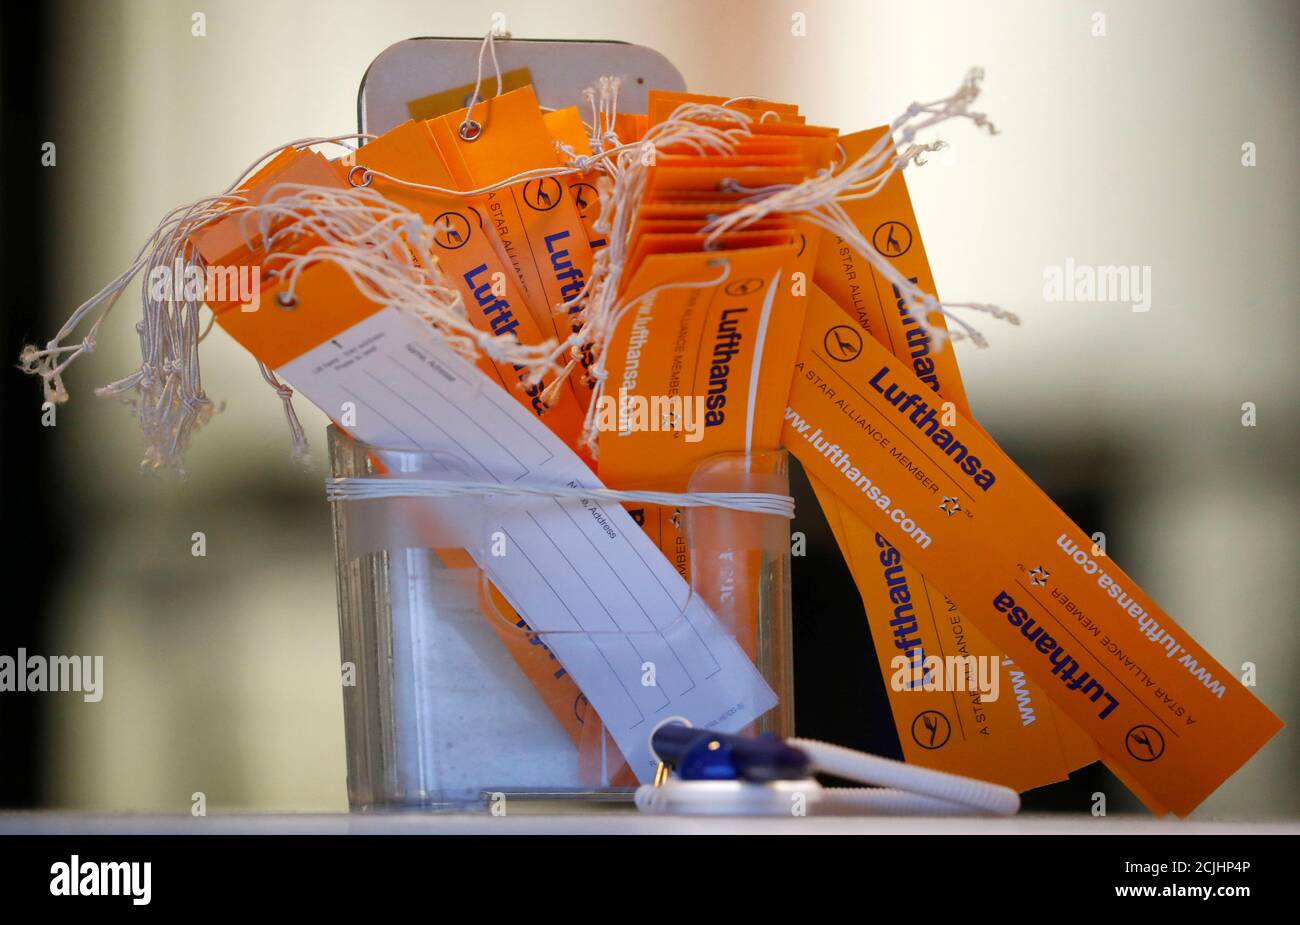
[358, 37, 685, 136]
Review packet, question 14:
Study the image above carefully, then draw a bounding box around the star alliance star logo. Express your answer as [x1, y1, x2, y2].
[939, 496, 961, 516]
[1029, 565, 1050, 587]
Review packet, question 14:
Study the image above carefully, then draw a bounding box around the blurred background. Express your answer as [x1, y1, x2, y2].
[1, 0, 1295, 816]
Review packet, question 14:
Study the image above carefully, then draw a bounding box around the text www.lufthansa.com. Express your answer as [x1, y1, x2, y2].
[785, 406, 931, 550]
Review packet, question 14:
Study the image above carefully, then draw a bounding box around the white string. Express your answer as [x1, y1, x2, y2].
[352, 162, 579, 197]
[584, 86, 603, 152]
[460, 25, 507, 140]
[258, 361, 309, 460]
[595, 76, 624, 153]
[703, 69, 1016, 349]
[347, 136, 653, 199]
[18, 136, 559, 471]
[19, 133, 376, 471]
[325, 476, 796, 518]
[551, 103, 753, 454]
[249, 184, 563, 377]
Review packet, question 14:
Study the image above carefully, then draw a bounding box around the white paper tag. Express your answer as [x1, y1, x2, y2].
[279, 307, 777, 780]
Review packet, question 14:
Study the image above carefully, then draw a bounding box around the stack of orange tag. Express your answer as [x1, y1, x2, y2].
[566, 93, 831, 750]
[427, 86, 598, 396]
[344, 118, 586, 445]
[594, 92, 827, 606]
[597, 92, 831, 484]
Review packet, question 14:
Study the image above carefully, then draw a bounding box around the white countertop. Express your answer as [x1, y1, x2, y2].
[2, 811, 1296, 835]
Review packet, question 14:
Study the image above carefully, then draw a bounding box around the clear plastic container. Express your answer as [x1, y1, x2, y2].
[327, 425, 792, 810]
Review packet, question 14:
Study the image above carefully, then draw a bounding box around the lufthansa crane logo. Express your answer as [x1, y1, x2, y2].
[824, 325, 863, 362]
[570, 182, 598, 218]
[1125, 725, 1165, 762]
[911, 710, 952, 750]
[873, 220, 913, 257]
[522, 177, 563, 212]
[724, 277, 764, 297]
[432, 211, 471, 250]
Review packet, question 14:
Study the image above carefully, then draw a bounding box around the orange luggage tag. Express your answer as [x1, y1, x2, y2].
[644, 97, 828, 209]
[646, 90, 835, 168]
[593, 232, 813, 683]
[425, 85, 597, 396]
[634, 203, 825, 312]
[609, 212, 816, 595]
[658, 138, 814, 167]
[596, 242, 806, 490]
[405, 66, 534, 121]
[191, 149, 345, 312]
[676, 87, 1095, 787]
[595, 119, 826, 626]
[611, 112, 647, 143]
[635, 218, 792, 237]
[810, 457, 1077, 791]
[576, 108, 819, 667]
[656, 152, 803, 169]
[634, 137, 821, 259]
[347, 120, 584, 444]
[673, 76, 1128, 793]
[542, 107, 608, 250]
[645, 132, 809, 190]
[812, 128, 976, 402]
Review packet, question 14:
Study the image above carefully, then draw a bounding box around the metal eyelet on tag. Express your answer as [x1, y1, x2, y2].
[275, 292, 299, 311]
[459, 119, 482, 142]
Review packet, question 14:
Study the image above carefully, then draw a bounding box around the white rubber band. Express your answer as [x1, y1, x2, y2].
[324, 476, 795, 518]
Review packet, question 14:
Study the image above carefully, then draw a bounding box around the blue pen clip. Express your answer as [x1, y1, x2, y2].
[650, 722, 811, 783]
